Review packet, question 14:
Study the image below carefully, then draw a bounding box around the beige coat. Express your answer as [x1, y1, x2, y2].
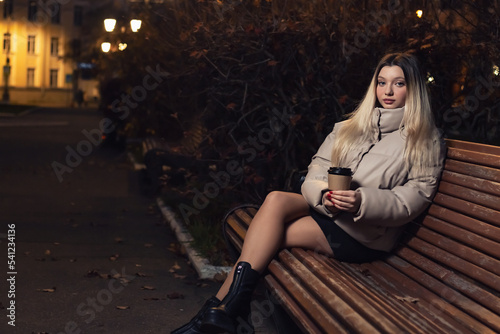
[301, 107, 446, 252]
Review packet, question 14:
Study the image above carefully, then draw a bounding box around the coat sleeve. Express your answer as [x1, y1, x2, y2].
[354, 139, 446, 227]
[301, 124, 340, 217]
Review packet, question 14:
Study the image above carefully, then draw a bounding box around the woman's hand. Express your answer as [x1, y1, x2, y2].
[325, 190, 361, 213]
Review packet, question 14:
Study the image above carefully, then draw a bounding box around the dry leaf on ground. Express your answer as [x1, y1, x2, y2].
[167, 292, 184, 299]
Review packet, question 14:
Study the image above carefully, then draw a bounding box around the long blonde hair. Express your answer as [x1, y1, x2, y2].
[330, 53, 440, 174]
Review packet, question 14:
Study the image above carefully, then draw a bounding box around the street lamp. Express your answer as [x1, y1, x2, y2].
[130, 19, 142, 32]
[104, 18, 117, 32]
[101, 42, 111, 53]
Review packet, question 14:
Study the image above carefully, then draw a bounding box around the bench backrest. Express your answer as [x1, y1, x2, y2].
[388, 139, 500, 332]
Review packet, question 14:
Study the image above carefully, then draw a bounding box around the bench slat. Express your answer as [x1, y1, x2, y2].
[446, 139, 500, 156]
[444, 159, 500, 183]
[291, 248, 403, 333]
[278, 250, 381, 333]
[441, 170, 500, 196]
[395, 247, 500, 318]
[360, 260, 481, 334]
[447, 147, 500, 169]
[414, 226, 500, 276]
[264, 275, 324, 334]
[329, 258, 455, 334]
[225, 215, 248, 242]
[405, 237, 500, 292]
[433, 193, 500, 226]
[268, 259, 350, 333]
[438, 181, 500, 211]
[421, 215, 500, 259]
[427, 204, 500, 242]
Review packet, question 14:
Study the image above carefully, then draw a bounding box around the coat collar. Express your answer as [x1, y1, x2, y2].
[375, 106, 405, 135]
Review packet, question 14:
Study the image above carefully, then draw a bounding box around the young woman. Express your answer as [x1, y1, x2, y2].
[171, 52, 445, 334]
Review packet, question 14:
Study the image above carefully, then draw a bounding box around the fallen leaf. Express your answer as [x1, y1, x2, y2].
[135, 272, 152, 277]
[120, 278, 132, 285]
[173, 273, 186, 280]
[141, 285, 156, 290]
[143, 297, 164, 301]
[144, 243, 153, 248]
[396, 296, 419, 303]
[114, 237, 124, 243]
[44, 250, 51, 256]
[169, 262, 181, 273]
[109, 254, 120, 261]
[37, 287, 56, 293]
[167, 292, 184, 299]
[116, 305, 130, 310]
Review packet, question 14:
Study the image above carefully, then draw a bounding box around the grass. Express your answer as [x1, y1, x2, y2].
[160, 189, 233, 267]
[186, 216, 232, 267]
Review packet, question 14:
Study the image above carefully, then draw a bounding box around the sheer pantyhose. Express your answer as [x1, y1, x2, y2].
[215, 191, 333, 300]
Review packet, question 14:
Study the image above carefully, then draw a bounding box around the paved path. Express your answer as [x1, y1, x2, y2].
[0, 108, 225, 333]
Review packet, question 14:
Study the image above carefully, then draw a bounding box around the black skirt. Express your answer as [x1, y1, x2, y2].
[310, 208, 389, 263]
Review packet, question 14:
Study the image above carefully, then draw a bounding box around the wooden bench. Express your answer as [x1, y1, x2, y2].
[222, 139, 500, 334]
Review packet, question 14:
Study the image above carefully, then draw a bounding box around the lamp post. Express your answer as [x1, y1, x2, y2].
[2, 57, 11, 102]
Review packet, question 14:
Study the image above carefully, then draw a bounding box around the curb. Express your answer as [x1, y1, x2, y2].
[127, 150, 232, 280]
[156, 198, 233, 280]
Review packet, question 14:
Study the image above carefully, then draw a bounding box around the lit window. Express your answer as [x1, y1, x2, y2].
[27, 68, 35, 87]
[28, 35, 36, 54]
[28, 1, 37, 22]
[50, 3, 61, 24]
[51, 37, 59, 57]
[50, 69, 58, 88]
[3, 33, 10, 54]
[3, 0, 14, 19]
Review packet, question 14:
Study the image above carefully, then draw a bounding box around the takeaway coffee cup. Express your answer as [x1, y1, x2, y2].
[328, 167, 352, 191]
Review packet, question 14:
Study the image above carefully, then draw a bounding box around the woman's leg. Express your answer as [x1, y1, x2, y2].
[215, 191, 332, 300]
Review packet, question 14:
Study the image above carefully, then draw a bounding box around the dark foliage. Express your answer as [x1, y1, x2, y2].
[96, 0, 500, 223]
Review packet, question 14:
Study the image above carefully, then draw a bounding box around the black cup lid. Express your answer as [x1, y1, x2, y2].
[328, 167, 352, 176]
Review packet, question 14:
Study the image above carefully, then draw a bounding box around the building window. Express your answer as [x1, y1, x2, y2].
[3, 0, 14, 19]
[27, 68, 35, 87]
[50, 3, 61, 24]
[74, 6, 83, 26]
[28, 35, 36, 54]
[28, 0, 37, 22]
[50, 37, 59, 57]
[3, 33, 10, 54]
[50, 69, 58, 88]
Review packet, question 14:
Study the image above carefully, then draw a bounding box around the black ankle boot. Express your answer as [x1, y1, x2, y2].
[201, 262, 260, 334]
[171, 296, 220, 334]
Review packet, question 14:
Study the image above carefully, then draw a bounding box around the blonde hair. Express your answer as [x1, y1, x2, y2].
[331, 53, 440, 174]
